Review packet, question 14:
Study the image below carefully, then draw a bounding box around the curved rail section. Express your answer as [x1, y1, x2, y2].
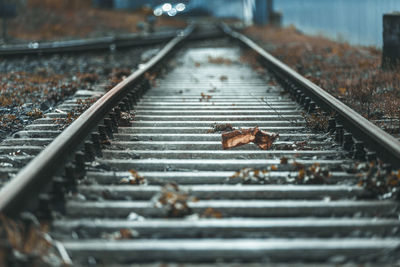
[0, 25, 195, 216]
[221, 23, 400, 168]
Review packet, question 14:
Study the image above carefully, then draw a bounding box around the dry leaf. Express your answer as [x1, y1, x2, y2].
[119, 170, 146, 185]
[220, 75, 228, 81]
[154, 184, 193, 218]
[201, 207, 223, 219]
[222, 126, 279, 150]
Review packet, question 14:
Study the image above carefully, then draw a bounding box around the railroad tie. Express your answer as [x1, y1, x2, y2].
[52, 44, 400, 264]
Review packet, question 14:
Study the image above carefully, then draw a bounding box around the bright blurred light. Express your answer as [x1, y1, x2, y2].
[162, 3, 172, 12]
[153, 7, 163, 16]
[28, 42, 39, 49]
[167, 8, 177, 16]
[176, 3, 186, 12]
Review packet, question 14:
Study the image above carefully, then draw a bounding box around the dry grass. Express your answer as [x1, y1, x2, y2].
[244, 25, 400, 132]
[0, 214, 58, 265]
[9, 1, 186, 41]
[0, 71, 74, 107]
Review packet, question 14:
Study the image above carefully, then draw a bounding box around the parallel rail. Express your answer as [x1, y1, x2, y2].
[0, 23, 399, 264]
[0, 25, 194, 214]
[221, 23, 400, 168]
[0, 27, 222, 56]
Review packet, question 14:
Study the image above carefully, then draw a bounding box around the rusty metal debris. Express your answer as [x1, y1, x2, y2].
[222, 126, 279, 150]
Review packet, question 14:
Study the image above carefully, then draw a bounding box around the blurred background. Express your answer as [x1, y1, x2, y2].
[1, 0, 400, 46]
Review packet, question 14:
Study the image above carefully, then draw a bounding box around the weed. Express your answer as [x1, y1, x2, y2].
[53, 97, 98, 129]
[303, 111, 329, 132]
[244, 25, 400, 135]
[357, 162, 400, 199]
[26, 108, 45, 120]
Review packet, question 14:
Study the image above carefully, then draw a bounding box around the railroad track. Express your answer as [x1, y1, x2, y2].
[0, 27, 222, 57]
[1, 23, 400, 265]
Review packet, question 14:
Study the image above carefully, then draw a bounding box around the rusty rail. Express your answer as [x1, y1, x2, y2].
[0, 25, 195, 216]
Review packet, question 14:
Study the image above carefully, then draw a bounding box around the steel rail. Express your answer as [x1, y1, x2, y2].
[221, 23, 400, 168]
[0, 25, 195, 216]
[0, 28, 222, 57]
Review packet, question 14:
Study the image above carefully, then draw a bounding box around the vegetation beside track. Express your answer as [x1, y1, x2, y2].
[244, 25, 400, 134]
[7, 0, 186, 42]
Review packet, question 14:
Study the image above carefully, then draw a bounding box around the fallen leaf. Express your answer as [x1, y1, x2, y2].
[201, 207, 223, 219]
[118, 229, 137, 239]
[208, 56, 232, 65]
[153, 184, 195, 218]
[230, 168, 270, 184]
[220, 75, 228, 81]
[200, 92, 212, 102]
[119, 170, 146, 185]
[222, 126, 279, 150]
[280, 157, 288, 164]
[338, 87, 347, 95]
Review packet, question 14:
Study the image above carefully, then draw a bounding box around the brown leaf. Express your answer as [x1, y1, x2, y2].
[220, 75, 228, 81]
[118, 229, 136, 239]
[127, 170, 146, 185]
[222, 126, 279, 150]
[201, 207, 223, 219]
[155, 184, 192, 218]
[254, 128, 279, 150]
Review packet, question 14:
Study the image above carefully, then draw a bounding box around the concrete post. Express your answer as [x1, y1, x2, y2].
[382, 13, 400, 69]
